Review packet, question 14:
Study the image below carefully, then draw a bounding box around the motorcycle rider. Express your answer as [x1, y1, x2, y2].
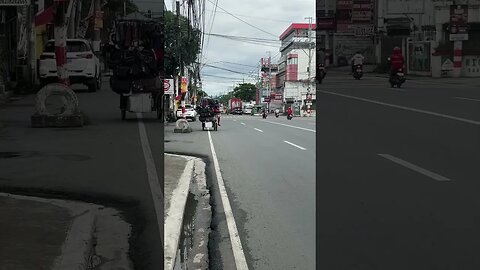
[388, 46, 405, 78]
[351, 51, 365, 73]
[213, 100, 221, 126]
[287, 107, 293, 118]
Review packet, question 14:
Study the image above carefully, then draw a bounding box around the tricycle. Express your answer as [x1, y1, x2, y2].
[197, 97, 220, 131]
[107, 12, 163, 120]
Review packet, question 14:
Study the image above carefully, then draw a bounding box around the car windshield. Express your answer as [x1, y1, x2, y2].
[44, 41, 91, 53]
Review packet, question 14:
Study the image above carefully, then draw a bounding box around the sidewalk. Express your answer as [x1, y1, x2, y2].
[0, 192, 132, 270]
[164, 154, 211, 270]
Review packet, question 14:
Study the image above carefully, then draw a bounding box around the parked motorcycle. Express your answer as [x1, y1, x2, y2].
[389, 68, 406, 88]
[353, 64, 363, 80]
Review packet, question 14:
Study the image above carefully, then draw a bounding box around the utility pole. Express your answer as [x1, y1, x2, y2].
[305, 16, 313, 93]
[267, 51, 271, 112]
[54, 0, 69, 86]
[93, 0, 101, 52]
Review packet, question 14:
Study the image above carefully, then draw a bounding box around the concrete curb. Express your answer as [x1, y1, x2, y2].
[0, 192, 96, 270]
[53, 212, 96, 270]
[164, 154, 211, 270]
[0, 192, 133, 270]
[164, 154, 196, 270]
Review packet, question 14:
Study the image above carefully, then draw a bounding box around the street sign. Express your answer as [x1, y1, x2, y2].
[0, 0, 28, 5]
[164, 79, 174, 94]
[442, 58, 454, 71]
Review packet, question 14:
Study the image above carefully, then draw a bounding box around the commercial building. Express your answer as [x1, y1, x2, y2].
[277, 22, 316, 116]
[316, 0, 480, 77]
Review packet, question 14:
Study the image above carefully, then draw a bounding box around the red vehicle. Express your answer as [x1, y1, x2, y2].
[229, 98, 243, 114]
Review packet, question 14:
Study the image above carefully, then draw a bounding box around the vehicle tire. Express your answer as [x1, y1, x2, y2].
[87, 81, 97, 92]
[192, 117, 196, 122]
[121, 109, 126, 120]
[214, 122, 217, 131]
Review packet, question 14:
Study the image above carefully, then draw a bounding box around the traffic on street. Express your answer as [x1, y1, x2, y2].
[317, 72, 480, 269]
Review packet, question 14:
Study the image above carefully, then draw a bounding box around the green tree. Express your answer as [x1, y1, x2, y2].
[164, 11, 201, 76]
[232, 83, 256, 101]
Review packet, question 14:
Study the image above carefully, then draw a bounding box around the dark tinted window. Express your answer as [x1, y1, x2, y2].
[44, 41, 90, 53]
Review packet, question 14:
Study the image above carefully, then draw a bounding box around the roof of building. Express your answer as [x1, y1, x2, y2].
[279, 23, 316, 41]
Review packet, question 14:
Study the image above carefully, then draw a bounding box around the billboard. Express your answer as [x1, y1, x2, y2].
[449, 5, 469, 41]
[336, 0, 374, 35]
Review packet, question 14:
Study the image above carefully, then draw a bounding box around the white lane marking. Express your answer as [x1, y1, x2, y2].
[319, 90, 480, 125]
[389, 88, 407, 92]
[254, 128, 264, 133]
[283, 140, 307, 150]
[264, 121, 316, 133]
[378, 154, 451, 182]
[455, 96, 480, 102]
[136, 113, 164, 244]
[207, 131, 249, 270]
[163, 155, 195, 270]
[241, 122, 246, 125]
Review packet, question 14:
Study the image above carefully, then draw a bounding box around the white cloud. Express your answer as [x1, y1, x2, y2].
[166, 0, 314, 96]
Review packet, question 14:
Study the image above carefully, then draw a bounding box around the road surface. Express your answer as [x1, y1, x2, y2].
[0, 79, 164, 270]
[165, 114, 316, 269]
[317, 73, 480, 269]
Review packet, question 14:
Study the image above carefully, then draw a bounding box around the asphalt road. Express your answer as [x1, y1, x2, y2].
[317, 73, 480, 269]
[0, 79, 164, 270]
[165, 114, 316, 269]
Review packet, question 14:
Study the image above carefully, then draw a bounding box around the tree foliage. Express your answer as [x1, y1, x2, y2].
[164, 10, 201, 76]
[232, 83, 256, 102]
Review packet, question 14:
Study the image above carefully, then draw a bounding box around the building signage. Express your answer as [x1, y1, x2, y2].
[449, 5, 469, 41]
[164, 79, 174, 94]
[336, 0, 374, 34]
[181, 76, 188, 93]
[0, 0, 28, 5]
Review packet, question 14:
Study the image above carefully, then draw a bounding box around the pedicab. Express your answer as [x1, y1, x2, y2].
[197, 98, 220, 131]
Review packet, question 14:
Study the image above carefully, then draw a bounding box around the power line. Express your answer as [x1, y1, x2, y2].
[203, 64, 252, 75]
[205, 0, 278, 38]
[204, 33, 280, 42]
[204, 9, 292, 23]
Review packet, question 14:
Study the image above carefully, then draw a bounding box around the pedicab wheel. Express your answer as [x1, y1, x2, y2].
[121, 109, 126, 120]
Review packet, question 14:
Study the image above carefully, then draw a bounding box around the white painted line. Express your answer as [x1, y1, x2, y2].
[207, 131, 249, 270]
[378, 154, 451, 182]
[136, 113, 164, 245]
[283, 140, 307, 150]
[455, 96, 480, 102]
[319, 90, 480, 125]
[389, 88, 407, 92]
[163, 155, 195, 270]
[254, 128, 264, 133]
[264, 121, 316, 133]
[241, 122, 246, 125]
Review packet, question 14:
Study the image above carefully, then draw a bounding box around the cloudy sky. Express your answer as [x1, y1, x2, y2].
[164, 0, 315, 96]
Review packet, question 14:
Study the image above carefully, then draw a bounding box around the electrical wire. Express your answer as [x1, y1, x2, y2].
[205, 0, 278, 38]
[204, 9, 292, 23]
